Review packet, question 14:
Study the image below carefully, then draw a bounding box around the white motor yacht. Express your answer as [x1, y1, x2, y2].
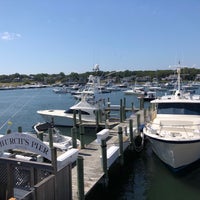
[143, 67, 200, 170]
[37, 96, 105, 127]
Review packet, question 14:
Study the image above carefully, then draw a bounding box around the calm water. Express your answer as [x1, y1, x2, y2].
[0, 88, 200, 200]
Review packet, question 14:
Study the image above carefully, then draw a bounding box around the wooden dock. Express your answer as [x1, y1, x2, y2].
[71, 140, 104, 199]
[71, 109, 146, 199]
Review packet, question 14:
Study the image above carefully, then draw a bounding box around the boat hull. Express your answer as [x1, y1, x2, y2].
[37, 110, 96, 127]
[148, 137, 200, 170]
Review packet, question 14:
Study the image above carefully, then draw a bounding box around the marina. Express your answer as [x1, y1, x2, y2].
[1, 1, 200, 199]
[0, 87, 200, 199]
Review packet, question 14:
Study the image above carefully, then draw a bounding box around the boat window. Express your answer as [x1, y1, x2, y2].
[157, 103, 200, 115]
[65, 109, 90, 115]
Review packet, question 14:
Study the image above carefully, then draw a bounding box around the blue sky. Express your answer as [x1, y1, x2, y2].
[0, 0, 200, 75]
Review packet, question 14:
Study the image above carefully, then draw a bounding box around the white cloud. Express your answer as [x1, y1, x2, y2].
[0, 32, 21, 41]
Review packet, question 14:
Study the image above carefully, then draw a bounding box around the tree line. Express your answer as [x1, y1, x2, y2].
[0, 68, 199, 85]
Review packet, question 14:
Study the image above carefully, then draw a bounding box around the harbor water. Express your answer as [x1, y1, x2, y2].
[0, 88, 200, 200]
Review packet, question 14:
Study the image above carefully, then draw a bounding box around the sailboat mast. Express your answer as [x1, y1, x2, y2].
[177, 61, 181, 91]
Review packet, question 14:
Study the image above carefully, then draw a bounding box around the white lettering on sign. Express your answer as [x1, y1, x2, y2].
[0, 132, 51, 160]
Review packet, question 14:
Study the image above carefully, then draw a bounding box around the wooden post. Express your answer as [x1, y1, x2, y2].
[123, 97, 126, 120]
[107, 97, 110, 105]
[38, 132, 43, 141]
[71, 127, 77, 148]
[78, 109, 82, 125]
[95, 110, 100, 132]
[131, 102, 134, 113]
[73, 110, 77, 127]
[50, 145, 57, 200]
[7, 163, 14, 199]
[101, 139, 108, 187]
[129, 119, 134, 150]
[77, 156, 84, 200]
[144, 109, 146, 124]
[51, 147, 57, 173]
[80, 125, 85, 149]
[49, 127, 53, 149]
[18, 126, 22, 133]
[136, 114, 140, 134]
[51, 147, 57, 200]
[99, 109, 102, 123]
[107, 98, 110, 119]
[118, 126, 124, 166]
[148, 106, 151, 121]
[139, 97, 144, 110]
[105, 118, 109, 129]
[120, 99, 123, 123]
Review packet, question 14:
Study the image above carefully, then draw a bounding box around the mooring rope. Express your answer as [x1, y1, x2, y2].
[0, 90, 41, 131]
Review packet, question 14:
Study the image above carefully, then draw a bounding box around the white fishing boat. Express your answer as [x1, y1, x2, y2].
[53, 86, 69, 94]
[124, 86, 144, 95]
[33, 122, 80, 151]
[37, 95, 105, 127]
[138, 91, 157, 101]
[143, 67, 200, 170]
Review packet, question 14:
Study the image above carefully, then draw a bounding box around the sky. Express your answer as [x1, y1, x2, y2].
[0, 0, 200, 75]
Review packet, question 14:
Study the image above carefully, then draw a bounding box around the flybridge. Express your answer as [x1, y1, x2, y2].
[0, 132, 51, 160]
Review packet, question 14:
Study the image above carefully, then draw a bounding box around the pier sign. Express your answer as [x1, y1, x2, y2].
[0, 132, 51, 160]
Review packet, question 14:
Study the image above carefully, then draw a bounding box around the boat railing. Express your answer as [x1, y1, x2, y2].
[148, 121, 200, 136]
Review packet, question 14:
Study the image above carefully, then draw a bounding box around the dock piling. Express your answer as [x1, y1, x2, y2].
[49, 127, 53, 148]
[139, 97, 144, 110]
[18, 126, 22, 133]
[77, 156, 84, 200]
[71, 127, 78, 148]
[78, 109, 82, 124]
[80, 125, 85, 149]
[120, 99, 123, 123]
[129, 119, 134, 150]
[118, 126, 124, 166]
[73, 110, 77, 127]
[136, 114, 140, 135]
[123, 97, 126, 120]
[101, 139, 109, 187]
[95, 110, 101, 132]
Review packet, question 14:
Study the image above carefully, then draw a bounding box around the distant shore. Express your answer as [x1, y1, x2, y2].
[0, 84, 50, 90]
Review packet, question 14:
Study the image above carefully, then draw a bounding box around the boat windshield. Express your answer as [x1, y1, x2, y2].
[157, 103, 200, 115]
[65, 109, 90, 115]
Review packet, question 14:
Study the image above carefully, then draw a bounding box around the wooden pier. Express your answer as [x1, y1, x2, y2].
[71, 109, 147, 200]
